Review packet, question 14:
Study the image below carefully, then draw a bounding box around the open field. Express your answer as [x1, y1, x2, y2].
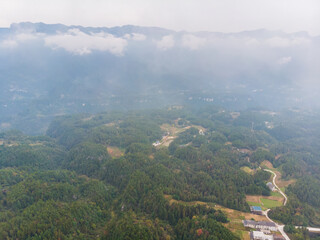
[107, 146, 124, 158]
[104, 122, 116, 127]
[164, 195, 266, 239]
[246, 194, 284, 210]
[276, 173, 296, 189]
[240, 166, 254, 175]
[246, 195, 283, 203]
[246, 195, 260, 203]
[271, 191, 283, 198]
[260, 160, 296, 189]
[29, 142, 44, 146]
[260, 198, 282, 208]
[158, 122, 206, 148]
[81, 115, 94, 121]
[160, 123, 188, 136]
[261, 160, 274, 169]
[215, 204, 269, 239]
[164, 195, 213, 207]
[161, 137, 175, 147]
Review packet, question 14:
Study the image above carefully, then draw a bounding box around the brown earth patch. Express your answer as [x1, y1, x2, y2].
[261, 160, 274, 169]
[215, 205, 269, 222]
[246, 195, 284, 203]
[104, 122, 116, 127]
[82, 115, 94, 121]
[275, 171, 296, 188]
[275, 154, 282, 160]
[246, 195, 261, 203]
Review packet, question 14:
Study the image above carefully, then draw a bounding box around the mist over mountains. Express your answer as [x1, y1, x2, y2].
[0, 22, 319, 134]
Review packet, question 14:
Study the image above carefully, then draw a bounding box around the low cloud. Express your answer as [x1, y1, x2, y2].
[0, 32, 40, 48]
[1, 39, 18, 48]
[182, 34, 206, 50]
[277, 56, 292, 65]
[124, 33, 146, 41]
[265, 37, 309, 48]
[156, 35, 175, 50]
[44, 29, 127, 55]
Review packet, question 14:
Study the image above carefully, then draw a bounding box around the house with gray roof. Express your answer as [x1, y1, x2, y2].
[243, 220, 277, 232]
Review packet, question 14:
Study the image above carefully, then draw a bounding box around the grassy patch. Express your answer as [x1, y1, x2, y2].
[164, 194, 214, 207]
[241, 166, 254, 175]
[260, 198, 282, 208]
[271, 191, 283, 198]
[107, 146, 124, 158]
[215, 204, 268, 238]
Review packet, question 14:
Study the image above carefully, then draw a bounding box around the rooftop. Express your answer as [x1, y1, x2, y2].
[243, 220, 276, 227]
[251, 206, 262, 211]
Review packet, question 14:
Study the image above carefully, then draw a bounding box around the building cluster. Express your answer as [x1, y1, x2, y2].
[243, 220, 285, 240]
[243, 220, 277, 233]
[249, 231, 285, 240]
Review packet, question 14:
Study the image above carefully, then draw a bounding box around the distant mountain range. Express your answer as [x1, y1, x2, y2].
[0, 22, 319, 134]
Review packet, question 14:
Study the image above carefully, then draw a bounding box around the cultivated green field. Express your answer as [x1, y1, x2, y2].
[260, 198, 282, 208]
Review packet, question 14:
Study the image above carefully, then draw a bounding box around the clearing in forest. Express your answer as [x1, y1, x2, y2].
[260, 160, 296, 189]
[158, 122, 206, 148]
[164, 195, 212, 207]
[240, 166, 254, 175]
[107, 146, 124, 158]
[215, 204, 268, 240]
[246, 192, 285, 209]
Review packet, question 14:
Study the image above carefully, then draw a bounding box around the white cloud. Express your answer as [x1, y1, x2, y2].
[15, 33, 38, 41]
[44, 28, 127, 55]
[124, 33, 146, 41]
[156, 35, 174, 50]
[182, 34, 206, 50]
[266, 37, 291, 47]
[244, 37, 260, 46]
[1, 39, 18, 48]
[0, 32, 40, 48]
[266, 37, 309, 47]
[277, 56, 292, 65]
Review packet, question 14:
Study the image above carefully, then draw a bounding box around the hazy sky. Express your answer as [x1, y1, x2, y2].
[1, 0, 320, 35]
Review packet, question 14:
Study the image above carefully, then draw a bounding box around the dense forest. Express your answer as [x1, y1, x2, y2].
[0, 106, 320, 239]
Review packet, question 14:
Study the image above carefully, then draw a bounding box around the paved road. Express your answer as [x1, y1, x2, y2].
[295, 226, 320, 233]
[263, 169, 290, 240]
[260, 169, 320, 239]
[263, 209, 290, 240]
[264, 169, 287, 206]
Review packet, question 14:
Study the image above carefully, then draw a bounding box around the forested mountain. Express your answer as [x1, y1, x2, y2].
[0, 107, 320, 239]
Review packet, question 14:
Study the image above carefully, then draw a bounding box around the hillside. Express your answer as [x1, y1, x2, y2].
[0, 107, 320, 239]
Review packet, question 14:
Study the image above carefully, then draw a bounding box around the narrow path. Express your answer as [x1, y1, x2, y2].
[263, 169, 290, 240]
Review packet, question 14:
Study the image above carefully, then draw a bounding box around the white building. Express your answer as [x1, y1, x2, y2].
[267, 182, 276, 191]
[250, 231, 274, 240]
[243, 220, 278, 232]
